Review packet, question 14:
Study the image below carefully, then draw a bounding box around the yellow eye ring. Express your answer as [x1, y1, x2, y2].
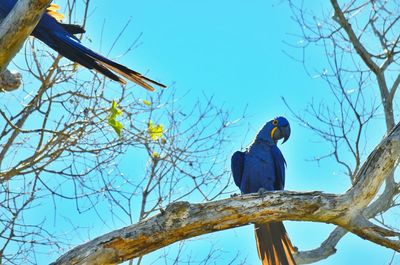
[272, 119, 278, 126]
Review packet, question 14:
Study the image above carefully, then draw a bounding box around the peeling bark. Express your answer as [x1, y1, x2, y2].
[0, 0, 51, 90]
[52, 122, 400, 265]
[0, 69, 22, 92]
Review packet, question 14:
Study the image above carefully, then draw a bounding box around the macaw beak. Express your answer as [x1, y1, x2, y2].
[271, 125, 291, 144]
[281, 125, 291, 144]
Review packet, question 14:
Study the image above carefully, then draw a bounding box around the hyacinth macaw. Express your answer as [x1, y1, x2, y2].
[0, 1, 165, 91]
[231, 116, 296, 265]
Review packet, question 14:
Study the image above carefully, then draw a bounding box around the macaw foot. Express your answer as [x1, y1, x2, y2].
[257, 188, 268, 199]
[258, 187, 267, 195]
[230, 193, 240, 198]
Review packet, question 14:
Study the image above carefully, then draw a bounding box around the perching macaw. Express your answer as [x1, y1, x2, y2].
[231, 116, 296, 265]
[0, 1, 165, 91]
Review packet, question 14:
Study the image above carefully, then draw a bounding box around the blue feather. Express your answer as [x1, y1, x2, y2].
[231, 151, 245, 188]
[231, 116, 290, 193]
[0, 0, 165, 90]
[271, 145, 286, 190]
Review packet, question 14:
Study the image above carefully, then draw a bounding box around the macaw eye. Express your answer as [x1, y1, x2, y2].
[272, 119, 278, 126]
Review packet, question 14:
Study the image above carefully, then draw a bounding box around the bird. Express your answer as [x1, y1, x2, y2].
[231, 116, 296, 265]
[0, 2, 166, 91]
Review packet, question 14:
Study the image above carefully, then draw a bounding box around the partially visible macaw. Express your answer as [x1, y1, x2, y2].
[0, 1, 165, 91]
[231, 116, 296, 265]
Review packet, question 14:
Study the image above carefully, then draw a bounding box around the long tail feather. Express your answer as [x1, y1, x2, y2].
[33, 14, 165, 90]
[100, 59, 166, 89]
[60, 24, 86, 35]
[255, 222, 296, 265]
[101, 61, 157, 91]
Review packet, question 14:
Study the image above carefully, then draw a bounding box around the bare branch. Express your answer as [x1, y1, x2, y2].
[330, 0, 380, 75]
[294, 227, 346, 264]
[389, 74, 400, 102]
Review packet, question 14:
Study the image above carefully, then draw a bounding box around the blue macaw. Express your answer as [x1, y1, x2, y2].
[0, 1, 165, 91]
[231, 116, 296, 265]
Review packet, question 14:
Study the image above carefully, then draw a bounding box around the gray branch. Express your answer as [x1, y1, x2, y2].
[330, 0, 380, 75]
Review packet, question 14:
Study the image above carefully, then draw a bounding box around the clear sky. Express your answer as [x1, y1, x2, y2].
[17, 0, 398, 264]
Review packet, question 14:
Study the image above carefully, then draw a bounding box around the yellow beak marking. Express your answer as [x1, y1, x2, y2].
[270, 127, 277, 140]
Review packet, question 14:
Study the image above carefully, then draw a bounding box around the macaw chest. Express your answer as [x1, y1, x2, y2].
[241, 147, 277, 193]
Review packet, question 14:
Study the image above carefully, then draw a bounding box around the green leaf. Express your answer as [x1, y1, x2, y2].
[109, 100, 122, 118]
[148, 120, 164, 141]
[108, 100, 124, 137]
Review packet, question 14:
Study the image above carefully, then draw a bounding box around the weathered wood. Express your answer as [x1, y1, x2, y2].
[0, 69, 21, 92]
[52, 122, 400, 265]
[52, 192, 342, 265]
[0, 0, 51, 90]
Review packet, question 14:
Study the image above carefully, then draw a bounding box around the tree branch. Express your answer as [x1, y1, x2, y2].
[0, 0, 51, 90]
[389, 74, 400, 102]
[294, 227, 346, 264]
[330, 0, 380, 75]
[52, 122, 400, 265]
[295, 171, 399, 264]
[330, 0, 397, 130]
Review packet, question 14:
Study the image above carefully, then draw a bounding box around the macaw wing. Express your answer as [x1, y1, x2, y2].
[231, 151, 245, 188]
[271, 146, 286, 190]
[33, 13, 164, 91]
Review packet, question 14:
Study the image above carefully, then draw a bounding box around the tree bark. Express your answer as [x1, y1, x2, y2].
[0, 0, 52, 90]
[0, 69, 21, 92]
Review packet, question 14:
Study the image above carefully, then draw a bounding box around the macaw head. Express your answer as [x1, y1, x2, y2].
[256, 116, 291, 145]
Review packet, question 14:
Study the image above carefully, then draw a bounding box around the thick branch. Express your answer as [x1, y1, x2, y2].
[295, 171, 399, 264]
[53, 122, 400, 265]
[347, 123, 400, 207]
[294, 227, 346, 264]
[0, 0, 51, 72]
[52, 192, 346, 265]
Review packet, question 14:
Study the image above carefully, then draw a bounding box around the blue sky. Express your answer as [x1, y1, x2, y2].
[83, 1, 396, 264]
[11, 0, 399, 264]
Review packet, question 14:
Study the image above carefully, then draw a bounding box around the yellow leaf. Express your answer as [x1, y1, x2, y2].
[148, 120, 164, 141]
[47, 4, 65, 21]
[143, 100, 151, 106]
[152, 152, 159, 159]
